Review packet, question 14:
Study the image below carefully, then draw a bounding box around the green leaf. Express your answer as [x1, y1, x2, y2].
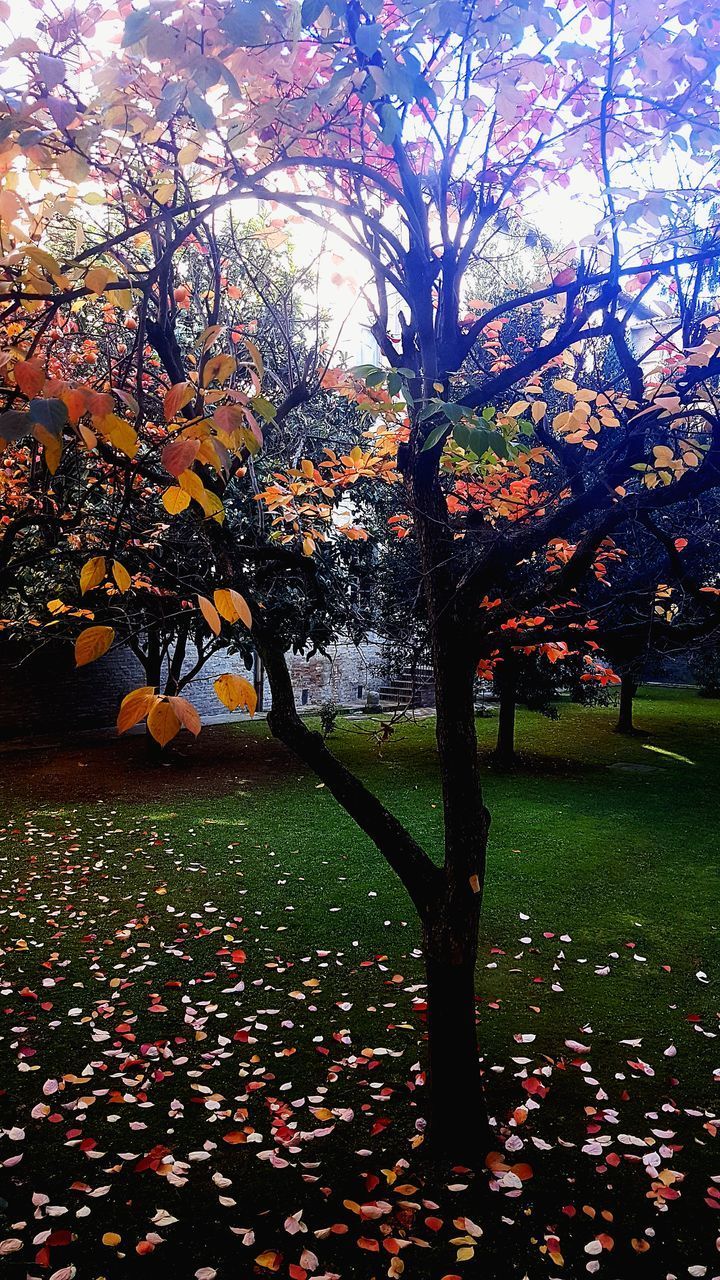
[251, 395, 276, 421]
[421, 423, 449, 452]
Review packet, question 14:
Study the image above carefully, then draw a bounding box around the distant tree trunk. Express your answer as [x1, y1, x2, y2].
[616, 672, 636, 734]
[494, 658, 517, 766]
[143, 630, 164, 762]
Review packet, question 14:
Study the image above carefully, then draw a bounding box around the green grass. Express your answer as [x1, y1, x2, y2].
[0, 687, 718, 1278]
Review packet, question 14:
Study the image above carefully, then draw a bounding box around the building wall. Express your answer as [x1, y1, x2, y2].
[0, 633, 385, 741]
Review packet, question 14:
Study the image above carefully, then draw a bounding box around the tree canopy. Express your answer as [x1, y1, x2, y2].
[3, 0, 720, 1156]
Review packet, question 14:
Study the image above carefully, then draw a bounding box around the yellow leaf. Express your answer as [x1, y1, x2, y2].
[531, 400, 547, 423]
[255, 1251, 281, 1271]
[117, 687, 157, 734]
[178, 142, 200, 166]
[243, 338, 264, 378]
[162, 486, 191, 514]
[75, 625, 114, 667]
[507, 400, 528, 417]
[302, 536, 315, 557]
[178, 468, 206, 504]
[146, 699, 181, 747]
[213, 673, 257, 716]
[84, 266, 117, 295]
[213, 588, 252, 629]
[112, 560, 131, 592]
[197, 594, 221, 635]
[80, 556, 106, 594]
[198, 488, 225, 523]
[35, 425, 63, 473]
[96, 413, 138, 458]
[202, 353, 236, 387]
[552, 377, 578, 394]
[200, 324, 223, 351]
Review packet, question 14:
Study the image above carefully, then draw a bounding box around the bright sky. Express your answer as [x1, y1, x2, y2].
[0, 2, 664, 363]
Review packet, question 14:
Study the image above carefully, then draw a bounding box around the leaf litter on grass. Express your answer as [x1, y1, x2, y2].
[0, 808, 718, 1279]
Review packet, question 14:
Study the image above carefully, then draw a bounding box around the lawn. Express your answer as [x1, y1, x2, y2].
[0, 687, 718, 1278]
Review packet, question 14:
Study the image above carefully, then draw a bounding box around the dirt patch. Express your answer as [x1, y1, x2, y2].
[0, 722, 302, 806]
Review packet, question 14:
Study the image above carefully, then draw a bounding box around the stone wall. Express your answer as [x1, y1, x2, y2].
[0, 632, 385, 741]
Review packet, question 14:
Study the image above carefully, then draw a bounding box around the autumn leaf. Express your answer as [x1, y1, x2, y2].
[164, 381, 195, 421]
[75, 625, 114, 667]
[213, 673, 257, 715]
[112, 560, 131, 592]
[146, 698, 181, 747]
[167, 696, 201, 736]
[80, 556, 106, 594]
[162, 437, 200, 477]
[255, 1252, 282, 1272]
[197, 594, 222, 635]
[84, 265, 117, 294]
[14, 358, 45, 398]
[202, 353, 236, 386]
[162, 486, 191, 514]
[117, 687, 157, 734]
[213, 588, 252, 629]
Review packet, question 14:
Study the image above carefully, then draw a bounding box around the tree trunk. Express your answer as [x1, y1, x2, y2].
[422, 899, 492, 1161]
[616, 671, 636, 734]
[143, 632, 165, 763]
[495, 660, 517, 766]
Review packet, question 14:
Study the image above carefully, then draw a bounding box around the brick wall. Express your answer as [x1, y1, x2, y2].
[0, 632, 386, 740]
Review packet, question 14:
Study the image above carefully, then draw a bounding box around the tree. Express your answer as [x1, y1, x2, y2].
[3, 0, 720, 1162]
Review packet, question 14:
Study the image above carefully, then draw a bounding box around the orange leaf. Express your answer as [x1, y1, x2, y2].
[146, 699, 181, 747]
[117, 687, 157, 734]
[164, 381, 194, 421]
[14, 358, 45, 397]
[75, 625, 114, 667]
[162, 486, 191, 515]
[112, 560, 131, 592]
[167, 696, 201, 736]
[255, 1251, 282, 1271]
[197, 594, 221, 635]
